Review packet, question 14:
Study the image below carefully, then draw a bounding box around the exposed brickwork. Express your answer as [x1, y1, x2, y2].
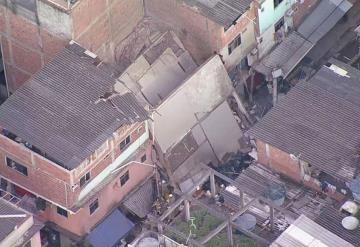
[9, 11, 40, 50]
[0, 5, 67, 92]
[256, 139, 345, 201]
[11, 42, 42, 74]
[3, 64, 30, 93]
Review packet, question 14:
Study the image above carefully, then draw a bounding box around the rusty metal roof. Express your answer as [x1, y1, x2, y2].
[248, 59, 360, 181]
[183, 0, 252, 27]
[0, 43, 148, 170]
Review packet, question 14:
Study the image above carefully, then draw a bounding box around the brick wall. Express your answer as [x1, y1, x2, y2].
[256, 139, 345, 201]
[0, 0, 145, 93]
[39, 143, 153, 237]
[0, 121, 147, 208]
[256, 139, 302, 183]
[72, 0, 145, 64]
[0, 5, 67, 92]
[0, 134, 72, 206]
[146, 0, 223, 64]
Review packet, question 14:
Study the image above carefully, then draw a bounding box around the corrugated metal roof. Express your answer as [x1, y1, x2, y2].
[254, 32, 314, 78]
[248, 59, 360, 181]
[255, 0, 352, 78]
[272, 214, 354, 247]
[298, 0, 353, 43]
[0, 199, 30, 242]
[122, 178, 156, 218]
[0, 43, 148, 170]
[183, 0, 252, 27]
[315, 206, 360, 246]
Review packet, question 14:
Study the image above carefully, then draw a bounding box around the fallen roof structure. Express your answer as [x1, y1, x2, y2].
[114, 31, 197, 108]
[254, 0, 353, 78]
[0, 42, 148, 170]
[153, 55, 235, 153]
[248, 59, 360, 181]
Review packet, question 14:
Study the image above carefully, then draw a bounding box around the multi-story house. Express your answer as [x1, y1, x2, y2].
[0, 42, 154, 242]
[147, 0, 258, 70]
[0, 0, 145, 94]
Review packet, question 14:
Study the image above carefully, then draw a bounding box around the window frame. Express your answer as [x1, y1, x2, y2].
[6, 157, 28, 176]
[89, 199, 99, 215]
[120, 170, 130, 186]
[57, 206, 68, 218]
[79, 172, 91, 187]
[274, 0, 284, 8]
[274, 17, 285, 32]
[228, 34, 242, 55]
[120, 135, 131, 151]
[141, 154, 147, 163]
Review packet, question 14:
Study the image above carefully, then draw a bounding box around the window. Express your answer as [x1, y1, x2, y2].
[274, 17, 285, 32]
[120, 171, 129, 186]
[274, 0, 283, 8]
[6, 157, 28, 176]
[57, 206, 68, 217]
[89, 199, 99, 215]
[141, 154, 147, 163]
[120, 136, 131, 150]
[79, 172, 90, 187]
[228, 34, 241, 55]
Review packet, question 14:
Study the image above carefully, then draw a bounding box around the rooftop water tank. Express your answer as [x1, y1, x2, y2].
[342, 216, 359, 230]
[137, 237, 160, 247]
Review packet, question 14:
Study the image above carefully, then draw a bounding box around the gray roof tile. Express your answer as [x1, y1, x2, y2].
[0, 43, 148, 170]
[248, 59, 360, 181]
[183, 0, 252, 27]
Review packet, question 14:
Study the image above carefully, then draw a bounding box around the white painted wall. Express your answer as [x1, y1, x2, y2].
[258, 0, 295, 34]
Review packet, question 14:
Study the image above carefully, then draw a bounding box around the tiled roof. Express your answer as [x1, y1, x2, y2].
[248, 59, 360, 181]
[0, 43, 148, 170]
[183, 0, 252, 27]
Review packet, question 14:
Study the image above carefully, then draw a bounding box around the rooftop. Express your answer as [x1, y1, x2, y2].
[0, 199, 29, 243]
[248, 59, 360, 181]
[183, 0, 252, 28]
[0, 42, 148, 170]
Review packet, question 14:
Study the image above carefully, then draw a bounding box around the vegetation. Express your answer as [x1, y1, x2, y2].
[168, 208, 256, 247]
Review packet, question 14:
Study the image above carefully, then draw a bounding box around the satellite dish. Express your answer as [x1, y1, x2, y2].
[342, 216, 359, 230]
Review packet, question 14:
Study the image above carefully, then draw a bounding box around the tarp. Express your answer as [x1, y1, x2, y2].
[86, 209, 134, 247]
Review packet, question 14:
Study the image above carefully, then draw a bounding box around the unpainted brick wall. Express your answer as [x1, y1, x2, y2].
[146, 0, 223, 64]
[0, 5, 67, 92]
